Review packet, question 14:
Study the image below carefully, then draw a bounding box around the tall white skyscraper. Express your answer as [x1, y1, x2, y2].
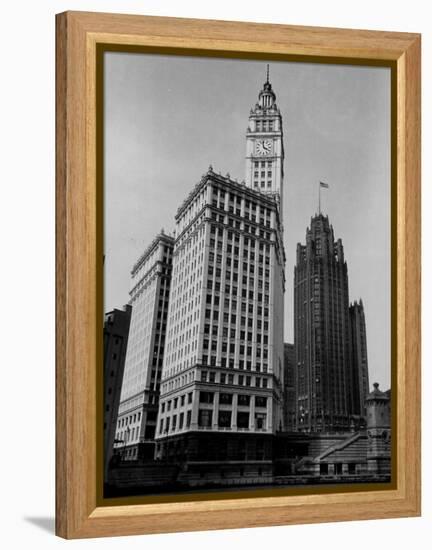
[155, 169, 285, 463]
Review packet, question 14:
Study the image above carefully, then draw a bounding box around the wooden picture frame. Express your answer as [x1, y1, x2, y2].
[56, 10, 421, 539]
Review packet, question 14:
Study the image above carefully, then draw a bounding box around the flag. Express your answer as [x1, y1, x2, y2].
[320, 181, 329, 188]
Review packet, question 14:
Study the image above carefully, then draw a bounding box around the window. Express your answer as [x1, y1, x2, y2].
[255, 396, 267, 408]
[219, 393, 233, 405]
[237, 412, 249, 428]
[255, 413, 266, 429]
[320, 463, 329, 475]
[218, 410, 232, 428]
[198, 409, 212, 427]
[238, 394, 250, 406]
[199, 391, 214, 404]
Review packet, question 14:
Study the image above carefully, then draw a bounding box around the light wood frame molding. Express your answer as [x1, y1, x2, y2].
[55, 10, 421, 539]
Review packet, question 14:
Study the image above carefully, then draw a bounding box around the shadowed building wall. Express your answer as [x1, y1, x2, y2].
[104, 304, 131, 475]
[283, 343, 296, 431]
[350, 299, 370, 416]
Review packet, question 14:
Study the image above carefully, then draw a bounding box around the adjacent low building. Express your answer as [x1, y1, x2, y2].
[115, 232, 174, 461]
[103, 304, 132, 476]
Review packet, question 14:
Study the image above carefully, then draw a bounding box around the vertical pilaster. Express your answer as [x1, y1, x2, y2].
[249, 394, 255, 430]
[191, 390, 200, 429]
[212, 391, 220, 429]
[232, 393, 238, 429]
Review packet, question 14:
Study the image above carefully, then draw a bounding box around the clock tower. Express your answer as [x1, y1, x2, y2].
[245, 66, 284, 217]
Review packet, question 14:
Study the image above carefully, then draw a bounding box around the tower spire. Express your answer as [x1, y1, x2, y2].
[266, 64, 269, 83]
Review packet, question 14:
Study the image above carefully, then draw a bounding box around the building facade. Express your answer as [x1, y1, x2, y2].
[294, 214, 353, 433]
[350, 299, 370, 416]
[115, 232, 174, 460]
[245, 67, 284, 218]
[103, 304, 132, 475]
[155, 167, 285, 459]
[283, 343, 296, 431]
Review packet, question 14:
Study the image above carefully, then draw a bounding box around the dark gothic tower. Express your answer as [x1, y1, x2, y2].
[294, 214, 352, 432]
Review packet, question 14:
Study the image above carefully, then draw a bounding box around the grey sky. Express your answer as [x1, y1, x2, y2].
[104, 52, 391, 389]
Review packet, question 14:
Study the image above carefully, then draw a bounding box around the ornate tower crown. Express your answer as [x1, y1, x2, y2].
[257, 65, 277, 109]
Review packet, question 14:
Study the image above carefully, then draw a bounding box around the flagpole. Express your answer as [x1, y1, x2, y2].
[318, 182, 321, 215]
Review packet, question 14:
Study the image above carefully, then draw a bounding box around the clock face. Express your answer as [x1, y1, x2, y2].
[255, 139, 272, 156]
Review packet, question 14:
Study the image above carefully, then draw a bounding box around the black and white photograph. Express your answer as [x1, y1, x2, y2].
[103, 52, 392, 497]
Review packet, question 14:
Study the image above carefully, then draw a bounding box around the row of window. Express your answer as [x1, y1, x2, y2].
[115, 426, 139, 444]
[161, 370, 196, 393]
[201, 356, 269, 373]
[198, 409, 267, 429]
[204, 308, 270, 324]
[198, 391, 267, 407]
[203, 339, 268, 355]
[211, 186, 273, 215]
[254, 120, 275, 131]
[253, 180, 273, 190]
[211, 201, 273, 227]
[159, 409, 267, 434]
[160, 391, 193, 413]
[210, 212, 273, 239]
[159, 410, 192, 433]
[118, 411, 141, 428]
[210, 226, 272, 250]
